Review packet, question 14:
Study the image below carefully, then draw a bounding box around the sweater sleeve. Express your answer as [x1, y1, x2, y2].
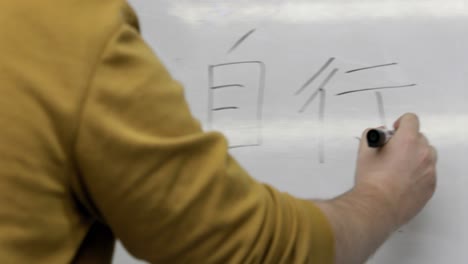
[73, 18, 334, 264]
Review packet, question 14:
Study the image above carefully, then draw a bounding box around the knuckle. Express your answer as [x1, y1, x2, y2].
[419, 133, 429, 143]
[431, 146, 438, 162]
[429, 151, 437, 163]
[428, 166, 437, 177]
[407, 112, 419, 119]
[428, 173, 437, 193]
[422, 147, 434, 163]
[405, 112, 419, 122]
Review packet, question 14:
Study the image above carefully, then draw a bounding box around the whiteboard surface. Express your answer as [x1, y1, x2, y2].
[116, 1, 468, 263]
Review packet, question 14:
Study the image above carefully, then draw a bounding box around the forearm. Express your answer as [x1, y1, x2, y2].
[315, 185, 398, 264]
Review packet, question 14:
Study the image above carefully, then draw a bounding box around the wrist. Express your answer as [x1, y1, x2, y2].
[350, 182, 399, 231]
[314, 186, 398, 264]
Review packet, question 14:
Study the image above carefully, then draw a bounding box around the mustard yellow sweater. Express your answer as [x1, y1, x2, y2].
[0, 1, 333, 263]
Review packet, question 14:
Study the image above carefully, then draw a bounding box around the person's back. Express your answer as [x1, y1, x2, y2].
[0, 1, 131, 262]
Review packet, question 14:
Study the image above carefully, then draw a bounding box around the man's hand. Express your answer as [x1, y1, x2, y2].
[355, 113, 437, 226]
[315, 113, 438, 264]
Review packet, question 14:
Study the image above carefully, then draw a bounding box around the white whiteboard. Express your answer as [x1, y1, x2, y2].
[116, 1, 468, 263]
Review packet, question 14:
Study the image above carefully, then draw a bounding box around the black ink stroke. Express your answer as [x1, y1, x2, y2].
[208, 61, 266, 147]
[295, 57, 335, 95]
[228, 29, 256, 54]
[375, 91, 387, 127]
[319, 89, 326, 164]
[211, 84, 244, 90]
[208, 65, 214, 129]
[211, 61, 265, 68]
[335, 84, 416, 96]
[229, 144, 261, 149]
[299, 68, 339, 113]
[212, 106, 239, 111]
[256, 61, 266, 146]
[346, 63, 398, 73]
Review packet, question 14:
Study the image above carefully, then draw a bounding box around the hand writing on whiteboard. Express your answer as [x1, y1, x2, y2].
[317, 113, 437, 264]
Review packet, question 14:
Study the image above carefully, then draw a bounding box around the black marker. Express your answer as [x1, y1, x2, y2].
[367, 128, 394, 148]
